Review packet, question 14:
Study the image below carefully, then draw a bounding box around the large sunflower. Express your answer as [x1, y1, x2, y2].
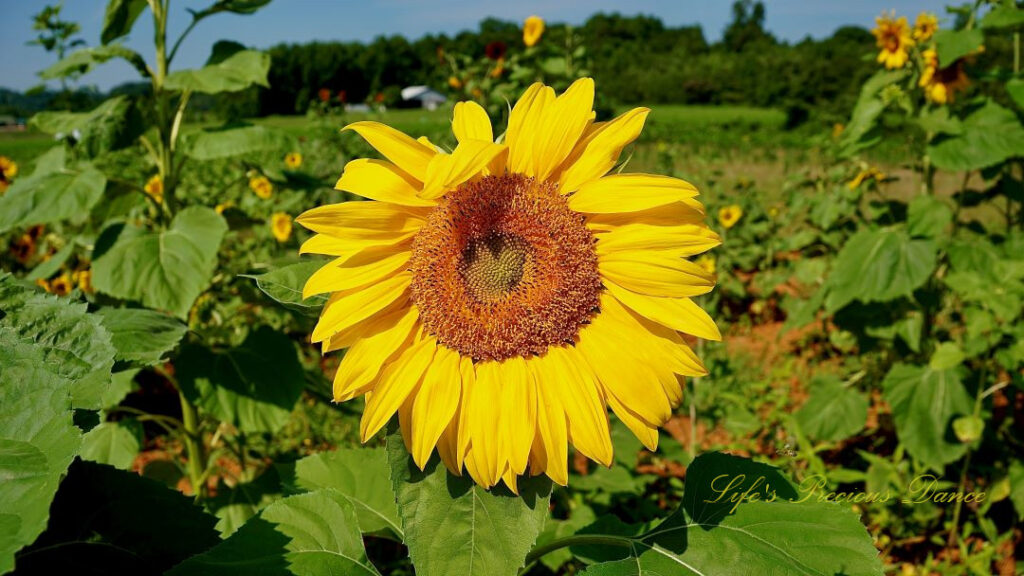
[297, 79, 720, 491]
[872, 12, 914, 69]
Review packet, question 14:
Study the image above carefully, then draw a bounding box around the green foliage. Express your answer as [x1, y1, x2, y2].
[165, 50, 270, 94]
[794, 375, 868, 443]
[824, 227, 936, 312]
[92, 207, 227, 319]
[0, 166, 106, 234]
[882, 364, 972, 471]
[386, 425, 553, 576]
[79, 420, 143, 470]
[96, 307, 187, 367]
[928, 100, 1024, 171]
[186, 124, 293, 160]
[101, 0, 148, 45]
[247, 260, 327, 314]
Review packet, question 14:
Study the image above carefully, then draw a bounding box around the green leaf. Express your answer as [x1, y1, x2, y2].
[207, 468, 282, 537]
[102, 0, 148, 44]
[193, 0, 273, 17]
[96, 307, 187, 366]
[0, 166, 106, 234]
[929, 100, 1024, 172]
[981, 4, 1024, 29]
[186, 124, 292, 160]
[41, 44, 149, 80]
[26, 242, 75, 281]
[934, 28, 984, 68]
[168, 490, 380, 576]
[929, 342, 965, 370]
[794, 375, 868, 443]
[176, 327, 304, 434]
[951, 415, 984, 443]
[245, 260, 328, 315]
[15, 460, 220, 573]
[30, 96, 145, 158]
[916, 106, 962, 136]
[825, 227, 937, 312]
[92, 206, 227, 319]
[907, 195, 953, 238]
[287, 448, 402, 538]
[839, 69, 907, 156]
[0, 275, 117, 410]
[165, 50, 270, 94]
[882, 363, 971, 470]
[79, 420, 142, 470]
[1009, 460, 1024, 518]
[580, 452, 882, 576]
[1007, 78, 1024, 110]
[386, 424, 552, 576]
[0, 326, 80, 575]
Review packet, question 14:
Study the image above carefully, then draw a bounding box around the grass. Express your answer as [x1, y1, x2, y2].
[0, 130, 56, 172]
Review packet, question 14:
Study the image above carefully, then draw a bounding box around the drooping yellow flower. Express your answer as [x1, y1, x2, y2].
[73, 269, 93, 294]
[285, 152, 303, 169]
[919, 49, 969, 105]
[696, 255, 716, 275]
[271, 212, 292, 243]
[296, 80, 721, 491]
[872, 12, 914, 69]
[913, 12, 938, 42]
[215, 201, 233, 215]
[718, 205, 743, 229]
[523, 15, 545, 47]
[49, 272, 73, 296]
[848, 167, 886, 189]
[249, 175, 273, 199]
[144, 175, 164, 204]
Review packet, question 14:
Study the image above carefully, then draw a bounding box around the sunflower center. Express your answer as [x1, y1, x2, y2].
[409, 174, 601, 361]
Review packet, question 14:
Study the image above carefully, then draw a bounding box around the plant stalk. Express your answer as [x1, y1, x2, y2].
[178, 389, 207, 500]
[523, 534, 633, 566]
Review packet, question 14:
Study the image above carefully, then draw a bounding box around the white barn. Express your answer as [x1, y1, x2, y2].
[401, 86, 446, 110]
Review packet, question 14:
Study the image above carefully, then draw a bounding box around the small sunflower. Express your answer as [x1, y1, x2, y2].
[696, 255, 716, 275]
[215, 201, 233, 215]
[49, 273, 73, 296]
[718, 205, 743, 229]
[919, 49, 969, 105]
[285, 152, 303, 169]
[523, 15, 545, 47]
[448, 76, 463, 90]
[249, 175, 273, 199]
[271, 212, 292, 243]
[11, 234, 35, 264]
[73, 269, 94, 294]
[0, 156, 18, 194]
[297, 80, 720, 491]
[144, 175, 164, 204]
[913, 12, 938, 42]
[872, 12, 914, 69]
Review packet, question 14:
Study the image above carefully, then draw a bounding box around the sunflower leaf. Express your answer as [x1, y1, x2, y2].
[824, 227, 936, 312]
[95, 307, 187, 367]
[386, 423, 552, 576]
[0, 166, 106, 234]
[245, 259, 328, 315]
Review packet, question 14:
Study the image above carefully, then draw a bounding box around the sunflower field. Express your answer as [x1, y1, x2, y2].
[1, 0, 1023, 575]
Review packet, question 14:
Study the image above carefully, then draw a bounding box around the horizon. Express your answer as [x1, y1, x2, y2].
[0, 0, 948, 92]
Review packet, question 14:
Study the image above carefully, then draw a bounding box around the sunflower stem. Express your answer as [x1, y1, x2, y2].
[523, 534, 634, 567]
[178, 389, 208, 500]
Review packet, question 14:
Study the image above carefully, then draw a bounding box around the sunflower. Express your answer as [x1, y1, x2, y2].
[0, 156, 18, 194]
[913, 12, 938, 42]
[49, 273, 73, 297]
[872, 12, 914, 69]
[919, 49, 969, 105]
[523, 15, 545, 47]
[249, 175, 273, 199]
[448, 76, 463, 90]
[73, 269, 94, 294]
[296, 79, 720, 491]
[285, 152, 303, 169]
[696, 255, 716, 275]
[11, 234, 35, 265]
[271, 212, 292, 243]
[144, 175, 164, 204]
[718, 205, 743, 229]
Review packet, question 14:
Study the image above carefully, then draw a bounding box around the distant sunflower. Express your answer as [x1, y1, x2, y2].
[49, 273, 73, 296]
[297, 79, 720, 491]
[144, 175, 164, 204]
[919, 49, 969, 105]
[0, 156, 18, 194]
[249, 175, 273, 199]
[718, 205, 743, 229]
[285, 152, 303, 169]
[523, 15, 545, 47]
[913, 12, 938, 42]
[872, 12, 914, 69]
[271, 212, 292, 243]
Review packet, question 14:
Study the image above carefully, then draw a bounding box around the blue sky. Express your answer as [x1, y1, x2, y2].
[1, 0, 948, 91]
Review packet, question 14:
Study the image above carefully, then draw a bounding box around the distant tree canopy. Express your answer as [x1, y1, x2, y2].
[252, 7, 877, 121]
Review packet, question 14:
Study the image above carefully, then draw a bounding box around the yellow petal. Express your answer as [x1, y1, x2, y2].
[604, 280, 721, 341]
[455, 357, 475, 472]
[452, 101, 493, 142]
[596, 223, 721, 258]
[544, 346, 612, 467]
[471, 361, 507, 486]
[532, 78, 595, 181]
[599, 253, 714, 298]
[410, 345, 462, 469]
[501, 465, 519, 495]
[311, 272, 411, 343]
[331, 306, 420, 401]
[529, 363, 569, 485]
[360, 334, 436, 441]
[559, 107, 649, 193]
[586, 199, 707, 232]
[604, 295, 708, 379]
[419, 140, 508, 199]
[296, 201, 426, 240]
[576, 311, 672, 426]
[568, 174, 698, 214]
[335, 159, 436, 207]
[500, 356, 536, 476]
[507, 83, 555, 175]
[343, 121, 436, 182]
[606, 392, 659, 452]
[303, 251, 410, 299]
[299, 232, 414, 258]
